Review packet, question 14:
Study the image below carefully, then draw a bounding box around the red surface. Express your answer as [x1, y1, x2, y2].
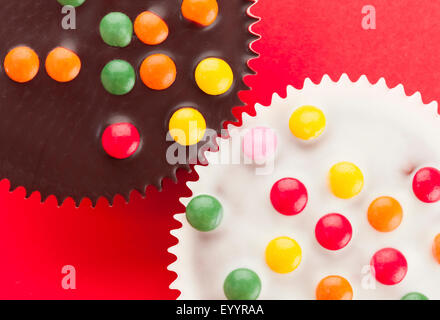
[0, 168, 197, 299]
[433, 234, 440, 265]
[2, 0, 440, 298]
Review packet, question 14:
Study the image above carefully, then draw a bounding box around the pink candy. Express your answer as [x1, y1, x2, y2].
[242, 126, 277, 162]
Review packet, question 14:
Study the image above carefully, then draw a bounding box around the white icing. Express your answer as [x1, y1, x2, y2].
[170, 75, 440, 300]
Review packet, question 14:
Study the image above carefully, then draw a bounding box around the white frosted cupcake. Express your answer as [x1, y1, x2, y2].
[170, 75, 440, 300]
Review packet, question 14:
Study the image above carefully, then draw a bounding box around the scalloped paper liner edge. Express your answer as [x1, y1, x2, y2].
[166, 0, 261, 298]
[167, 73, 440, 299]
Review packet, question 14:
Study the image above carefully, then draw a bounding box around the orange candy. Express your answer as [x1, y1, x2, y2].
[134, 11, 169, 45]
[140, 54, 176, 90]
[367, 196, 403, 232]
[45, 47, 81, 82]
[181, 0, 219, 27]
[433, 234, 440, 264]
[4, 46, 39, 83]
[316, 275, 353, 300]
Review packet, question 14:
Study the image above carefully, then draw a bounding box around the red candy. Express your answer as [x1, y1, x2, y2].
[270, 178, 308, 216]
[412, 167, 440, 203]
[315, 213, 352, 250]
[370, 248, 408, 285]
[102, 123, 140, 159]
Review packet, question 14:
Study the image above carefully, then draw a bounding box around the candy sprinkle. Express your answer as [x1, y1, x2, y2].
[270, 178, 308, 216]
[186, 195, 223, 232]
[316, 275, 353, 300]
[4, 46, 39, 83]
[433, 234, 440, 264]
[315, 213, 352, 251]
[367, 196, 403, 232]
[195, 57, 233, 96]
[412, 167, 440, 203]
[134, 11, 169, 45]
[328, 161, 364, 199]
[182, 0, 219, 27]
[370, 248, 408, 286]
[101, 123, 140, 159]
[169, 108, 206, 146]
[140, 54, 176, 90]
[242, 127, 278, 162]
[223, 268, 261, 300]
[45, 47, 81, 83]
[100, 12, 133, 48]
[401, 292, 428, 300]
[265, 236, 302, 274]
[289, 105, 326, 140]
[57, 0, 86, 6]
[101, 60, 136, 95]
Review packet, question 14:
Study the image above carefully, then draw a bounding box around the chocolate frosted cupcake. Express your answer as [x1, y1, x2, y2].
[0, 0, 257, 204]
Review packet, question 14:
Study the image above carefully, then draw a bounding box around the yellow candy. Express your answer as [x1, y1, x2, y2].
[289, 105, 326, 140]
[265, 236, 302, 274]
[195, 58, 233, 95]
[328, 161, 364, 199]
[169, 108, 206, 146]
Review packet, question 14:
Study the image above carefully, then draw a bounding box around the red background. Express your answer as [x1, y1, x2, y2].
[2, 0, 440, 299]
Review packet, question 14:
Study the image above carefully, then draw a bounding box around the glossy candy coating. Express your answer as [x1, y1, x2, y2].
[45, 47, 81, 82]
[4, 46, 39, 83]
[195, 58, 233, 95]
[100, 12, 133, 48]
[328, 161, 364, 199]
[182, 0, 219, 27]
[315, 213, 352, 250]
[412, 167, 440, 203]
[101, 123, 140, 159]
[433, 234, 440, 264]
[186, 195, 223, 232]
[223, 268, 261, 300]
[169, 108, 206, 146]
[367, 196, 403, 232]
[101, 60, 136, 95]
[270, 178, 308, 216]
[401, 292, 428, 300]
[134, 11, 169, 45]
[242, 127, 277, 162]
[370, 248, 408, 285]
[140, 54, 176, 90]
[265, 236, 302, 274]
[57, 0, 86, 7]
[289, 105, 326, 140]
[316, 276, 353, 300]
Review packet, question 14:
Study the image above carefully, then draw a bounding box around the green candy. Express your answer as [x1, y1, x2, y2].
[186, 195, 223, 232]
[57, 0, 86, 7]
[101, 60, 135, 95]
[100, 12, 133, 48]
[401, 292, 429, 300]
[224, 268, 261, 300]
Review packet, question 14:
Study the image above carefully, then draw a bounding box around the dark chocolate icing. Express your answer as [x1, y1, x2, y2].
[0, 0, 257, 204]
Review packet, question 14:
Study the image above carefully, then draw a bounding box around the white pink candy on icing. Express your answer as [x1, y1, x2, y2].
[242, 126, 278, 162]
